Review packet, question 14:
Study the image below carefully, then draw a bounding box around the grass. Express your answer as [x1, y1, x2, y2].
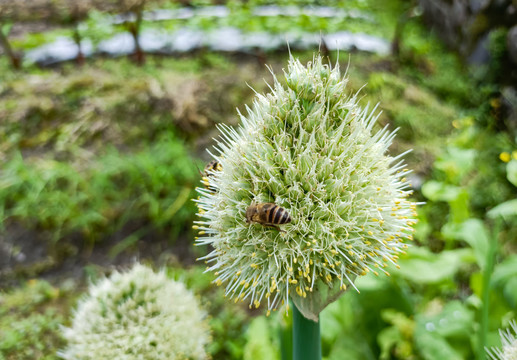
[1, 132, 199, 252]
[0, 279, 73, 360]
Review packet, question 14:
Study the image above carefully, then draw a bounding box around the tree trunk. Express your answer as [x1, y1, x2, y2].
[72, 23, 85, 66]
[0, 22, 21, 69]
[128, 6, 145, 65]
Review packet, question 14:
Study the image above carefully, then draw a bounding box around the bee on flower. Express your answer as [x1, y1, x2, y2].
[194, 54, 418, 321]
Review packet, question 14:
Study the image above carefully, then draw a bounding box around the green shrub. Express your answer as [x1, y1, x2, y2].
[0, 132, 198, 246]
[0, 279, 70, 360]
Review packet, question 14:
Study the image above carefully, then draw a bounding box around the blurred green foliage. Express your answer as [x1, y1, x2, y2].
[0, 0, 516, 359]
[0, 279, 72, 360]
[7, 0, 403, 53]
[0, 55, 263, 257]
[0, 133, 198, 247]
[166, 265, 251, 359]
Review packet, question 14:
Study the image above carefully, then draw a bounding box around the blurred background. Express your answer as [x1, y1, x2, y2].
[0, 0, 516, 359]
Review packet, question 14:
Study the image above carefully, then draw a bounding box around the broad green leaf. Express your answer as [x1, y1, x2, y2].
[396, 247, 472, 283]
[503, 276, 517, 308]
[321, 296, 377, 360]
[449, 190, 470, 223]
[470, 272, 483, 298]
[419, 301, 474, 338]
[414, 323, 463, 360]
[434, 146, 476, 182]
[492, 255, 517, 307]
[441, 219, 489, 269]
[421, 180, 462, 202]
[471, 264, 515, 319]
[381, 309, 415, 335]
[324, 337, 376, 360]
[321, 296, 354, 341]
[243, 317, 279, 360]
[322, 279, 413, 360]
[378, 326, 403, 360]
[441, 221, 462, 241]
[378, 310, 415, 359]
[456, 219, 489, 269]
[507, 160, 517, 187]
[414, 214, 432, 241]
[487, 199, 517, 220]
[491, 255, 517, 285]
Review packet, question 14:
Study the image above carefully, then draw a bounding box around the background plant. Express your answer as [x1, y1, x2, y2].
[59, 264, 209, 360]
[0, 0, 516, 359]
[0, 133, 198, 253]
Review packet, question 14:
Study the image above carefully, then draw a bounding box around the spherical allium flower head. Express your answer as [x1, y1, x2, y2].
[59, 264, 209, 360]
[195, 54, 417, 321]
[487, 320, 517, 360]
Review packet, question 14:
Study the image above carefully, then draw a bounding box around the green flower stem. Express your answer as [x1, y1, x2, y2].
[292, 301, 321, 360]
[478, 219, 501, 360]
[279, 312, 293, 360]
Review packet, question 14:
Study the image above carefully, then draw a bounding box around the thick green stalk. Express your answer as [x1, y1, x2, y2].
[477, 219, 501, 360]
[292, 301, 321, 360]
[279, 308, 293, 360]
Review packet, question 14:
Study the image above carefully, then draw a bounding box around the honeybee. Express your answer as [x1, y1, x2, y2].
[246, 203, 291, 232]
[204, 160, 222, 175]
[201, 160, 222, 192]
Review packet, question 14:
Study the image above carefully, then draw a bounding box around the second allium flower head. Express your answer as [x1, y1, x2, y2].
[487, 320, 517, 360]
[59, 264, 209, 360]
[195, 54, 417, 320]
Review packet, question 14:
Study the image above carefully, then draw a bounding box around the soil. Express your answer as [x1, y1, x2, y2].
[0, 220, 198, 289]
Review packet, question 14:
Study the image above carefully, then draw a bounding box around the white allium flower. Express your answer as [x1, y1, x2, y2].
[487, 320, 517, 360]
[195, 54, 417, 321]
[59, 264, 209, 360]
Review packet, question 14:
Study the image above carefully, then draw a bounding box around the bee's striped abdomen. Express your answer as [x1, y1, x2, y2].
[267, 205, 291, 225]
[246, 202, 291, 231]
[279, 208, 291, 224]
